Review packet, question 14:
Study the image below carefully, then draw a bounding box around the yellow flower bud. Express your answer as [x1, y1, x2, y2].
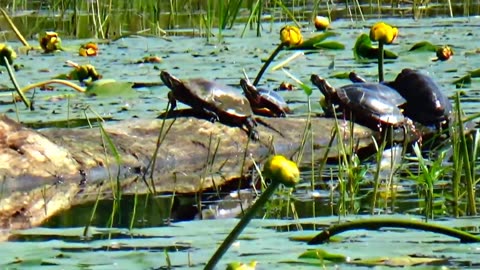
[68, 64, 102, 82]
[369, 22, 398, 44]
[280, 26, 303, 47]
[0, 43, 17, 67]
[263, 155, 300, 187]
[435, 45, 453, 61]
[314, 16, 330, 31]
[39, 31, 62, 53]
[79, 42, 99, 57]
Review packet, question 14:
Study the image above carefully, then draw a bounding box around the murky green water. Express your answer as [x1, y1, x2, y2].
[1, 12, 480, 269]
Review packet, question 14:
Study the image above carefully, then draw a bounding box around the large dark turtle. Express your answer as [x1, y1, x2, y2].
[311, 74, 407, 131]
[349, 69, 452, 128]
[240, 79, 291, 117]
[384, 68, 452, 128]
[160, 71, 258, 139]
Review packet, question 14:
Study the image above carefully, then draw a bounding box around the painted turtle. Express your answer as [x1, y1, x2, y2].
[240, 79, 291, 117]
[311, 74, 407, 131]
[384, 68, 452, 128]
[349, 69, 452, 128]
[160, 71, 258, 139]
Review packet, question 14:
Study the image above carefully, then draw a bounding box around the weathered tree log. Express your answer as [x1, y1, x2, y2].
[0, 114, 377, 239]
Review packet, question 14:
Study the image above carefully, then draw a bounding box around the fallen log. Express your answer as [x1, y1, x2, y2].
[0, 114, 377, 239]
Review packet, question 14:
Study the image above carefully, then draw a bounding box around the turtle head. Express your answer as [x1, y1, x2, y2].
[160, 71, 183, 91]
[311, 74, 336, 97]
[240, 78, 260, 100]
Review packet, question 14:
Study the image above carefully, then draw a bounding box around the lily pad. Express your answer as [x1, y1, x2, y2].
[298, 249, 348, 263]
[85, 79, 137, 97]
[353, 33, 398, 60]
[288, 31, 345, 50]
[409, 41, 438, 52]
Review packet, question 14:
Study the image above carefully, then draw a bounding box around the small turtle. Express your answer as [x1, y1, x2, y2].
[240, 79, 291, 117]
[311, 74, 407, 131]
[160, 71, 258, 139]
[384, 68, 452, 128]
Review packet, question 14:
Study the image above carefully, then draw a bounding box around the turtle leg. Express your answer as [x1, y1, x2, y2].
[167, 91, 177, 111]
[244, 117, 259, 141]
[200, 108, 219, 123]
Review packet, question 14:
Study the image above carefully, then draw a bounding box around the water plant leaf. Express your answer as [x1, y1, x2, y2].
[313, 41, 345, 50]
[452, 68, 480, 87]
[288, 32, 342, 50]
[329, 72, 351, 79]
[298, 249, 348, 263]
[85, 79, 136, 97]
[226, 261, 257, 270]
[352, 256, 447, 267]
[353, 33, 398, 60]
[409, 41, 438, 52]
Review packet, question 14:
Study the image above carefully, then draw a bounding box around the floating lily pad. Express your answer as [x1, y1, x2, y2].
[409, 41, 438, 52]
[85, 79, 137, 97]
[288, 32, 345, 50]
[353, 33, 398, 60]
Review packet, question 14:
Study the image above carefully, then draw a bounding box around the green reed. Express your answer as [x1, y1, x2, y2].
[411, 142, 449, 220]
[451, 92, 478, 216]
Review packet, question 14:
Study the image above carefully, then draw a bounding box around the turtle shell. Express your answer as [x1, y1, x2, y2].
[160, 71, 257, 138]
[311, 74, 406, 129]
[337, 83, 406, 125]
[182, 78, 254, 118]
[385, 68, 452, 127]
[240, 79, 291, 117]
[161, 71, 253, 118]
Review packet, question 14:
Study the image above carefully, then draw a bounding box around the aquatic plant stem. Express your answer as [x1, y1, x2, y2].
[308, 218, 480, 244]
[378, 41, 384, 82]
[0, 8, 32, 49]
[21, 79, 86, 93]
[253, 43, 285, 86]
[204, 181, 281, 270]
[4, 57, 31, 109]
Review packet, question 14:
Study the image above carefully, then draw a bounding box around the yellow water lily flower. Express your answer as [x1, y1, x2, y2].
[66, 61, 102, 82]
[369, 22, 398, 44]
[79, 42, 99, 57]
[0, 43, 17, 66]
[39, 31, 62, 53]
[263, 155, 300, 187]
[314, 16, 330, 31]
[280, 26, 303, 47]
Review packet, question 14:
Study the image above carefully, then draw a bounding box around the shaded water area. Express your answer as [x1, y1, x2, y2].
[1, 2, 480, 269]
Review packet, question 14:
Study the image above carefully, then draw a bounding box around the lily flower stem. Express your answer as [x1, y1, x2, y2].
[308, 218, 480, 244]
[253, 43, 285, 86]
[4, 56, 31, 110]
[204, 181, 281, 270]
[378, 41, 384, 82]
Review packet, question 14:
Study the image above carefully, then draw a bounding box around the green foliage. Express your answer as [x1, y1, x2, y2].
[411, 143, 449, 220]
[298, 249, 347, 263]
[288, 31, 345, 50]
[452, 68, 480, 87]
[85, 79, 137, 97]
[353, 33, 398, 60]
[408, 41, 438, 52]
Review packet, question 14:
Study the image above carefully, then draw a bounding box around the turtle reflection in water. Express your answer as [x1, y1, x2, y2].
[240, 78, 292, 117]
[311, 74, 410, 132]
[350, 68, 452, 129]
[160, 71, 258, 140]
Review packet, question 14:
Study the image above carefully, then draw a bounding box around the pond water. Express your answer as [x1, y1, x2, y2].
[1, 15, 480, 269]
